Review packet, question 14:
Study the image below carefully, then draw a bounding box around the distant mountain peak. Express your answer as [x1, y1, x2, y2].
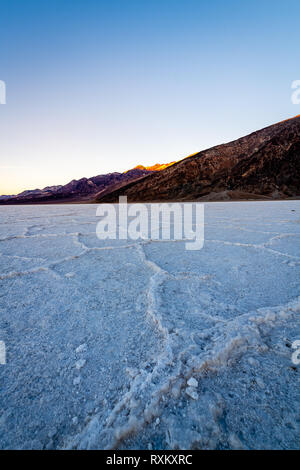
[2, 115, 300, 204]
[132, 162, 176, 172]
[0, 168, 153, 204]
[95, 114, 300, 203]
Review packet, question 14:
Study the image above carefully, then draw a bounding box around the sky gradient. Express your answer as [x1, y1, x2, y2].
[1, 0, 300, 195]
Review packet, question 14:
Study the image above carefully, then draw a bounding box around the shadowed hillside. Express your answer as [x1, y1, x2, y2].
[95, 115, 300, 203]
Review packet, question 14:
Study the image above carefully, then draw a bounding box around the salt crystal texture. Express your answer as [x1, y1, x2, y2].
[187, 377, 198, 388]
[0, 202, 299, 450]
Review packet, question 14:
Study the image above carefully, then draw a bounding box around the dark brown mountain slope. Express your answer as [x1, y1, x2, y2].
[95, 115, 300, 203]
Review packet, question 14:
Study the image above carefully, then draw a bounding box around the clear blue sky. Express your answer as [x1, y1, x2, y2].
[0, 0, 300, 194]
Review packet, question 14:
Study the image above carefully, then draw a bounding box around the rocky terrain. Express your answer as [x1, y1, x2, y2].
[2, 115, 300, 205]
[95, 115, 300, 203]
[0, 169, 153, 204]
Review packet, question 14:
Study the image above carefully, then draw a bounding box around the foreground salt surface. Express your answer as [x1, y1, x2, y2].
[0, 202, 299, 450]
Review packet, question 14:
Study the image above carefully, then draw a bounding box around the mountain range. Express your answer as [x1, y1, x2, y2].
[96, 114, 300, 203]
[0, 168, 153, 204]
[1, 115, 300, 204]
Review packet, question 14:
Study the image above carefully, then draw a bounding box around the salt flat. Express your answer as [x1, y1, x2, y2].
[0, 201, 299, 449]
